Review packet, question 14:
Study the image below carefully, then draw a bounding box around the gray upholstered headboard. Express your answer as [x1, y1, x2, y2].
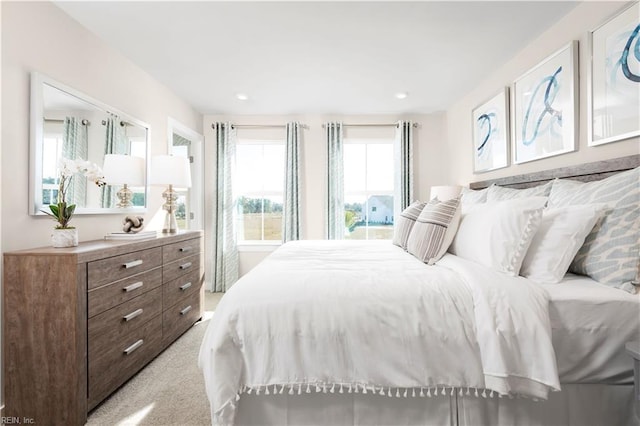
[469, 154, 640, 190]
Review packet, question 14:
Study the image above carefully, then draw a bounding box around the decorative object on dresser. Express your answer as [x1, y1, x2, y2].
[150, 155, 192, 234]
[44, 158, 106, 247]
[3, 230, 204, 425]
[122, 215, 145, 233]
[471, 88, 509, 173]
[588, 2, 640, 146]
[101, 154, 145, 208]
[512, 41, 578, 164]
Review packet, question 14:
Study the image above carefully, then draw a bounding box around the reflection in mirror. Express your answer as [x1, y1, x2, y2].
[168, 118, 204, 230]
[31, 73, 149, 215]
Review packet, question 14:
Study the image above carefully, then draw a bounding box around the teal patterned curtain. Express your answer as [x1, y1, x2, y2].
[394, 121, 414, 214]
[213, 122, 239, 292]
[62, 117, 88, 206]
[283, 122, 301, 242]
[101, 115, 128, 207]
[326, 122, 344, 240]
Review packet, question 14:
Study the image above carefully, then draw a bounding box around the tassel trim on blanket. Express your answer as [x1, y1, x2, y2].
[225, 382, 544, 408]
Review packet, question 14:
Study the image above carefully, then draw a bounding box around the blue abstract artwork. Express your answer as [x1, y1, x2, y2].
[514, 42, 577, 164]
[589, 3, 640, 146]
[472, 89, 508, 173]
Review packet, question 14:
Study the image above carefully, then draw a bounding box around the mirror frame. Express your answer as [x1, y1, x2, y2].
[30, 72, 150, 215]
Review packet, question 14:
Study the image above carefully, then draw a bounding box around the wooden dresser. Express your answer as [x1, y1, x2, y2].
[3, 230, 204, 425]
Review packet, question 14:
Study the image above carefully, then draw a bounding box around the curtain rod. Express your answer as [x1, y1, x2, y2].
[101, 120, 132, 127]
[322, 123, 419, 128]
[211, 123, 308, 130]
[45, 118, 90, 125]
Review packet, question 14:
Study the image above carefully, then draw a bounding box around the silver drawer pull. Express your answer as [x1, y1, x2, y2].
[179, 247, 192, 252]
[123, 259, 143, 269]
[123, 281, 144, 292]
[123, 308, 144, 322]
[180, 305, 192, 315]
[179, 262, 192, 270]
[123, 339, 144, 355]
[179, 282, 192, 291]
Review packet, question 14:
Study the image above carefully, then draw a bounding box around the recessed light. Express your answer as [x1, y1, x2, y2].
[395, 92, 408, 99]
[236, 93, 248, 101]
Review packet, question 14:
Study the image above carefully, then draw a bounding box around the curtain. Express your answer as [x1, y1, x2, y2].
[283, 122, 301, 242]
[101, 115, 128, 207]
[62, 117, 88, 206]
[326, 122, 344, 240]
[394, 121, 414, 215]
[213, 122, 239, 292]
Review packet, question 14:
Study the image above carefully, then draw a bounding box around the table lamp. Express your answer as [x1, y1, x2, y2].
[102, 154, 145, 208]
[430, 185, 462, 201]
[149, 155, 191, 233]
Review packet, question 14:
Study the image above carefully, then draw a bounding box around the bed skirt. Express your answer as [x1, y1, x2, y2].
[233, 384, 637, 426]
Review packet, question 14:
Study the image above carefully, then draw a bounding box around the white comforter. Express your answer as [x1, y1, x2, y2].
[199, 241, 560, 425]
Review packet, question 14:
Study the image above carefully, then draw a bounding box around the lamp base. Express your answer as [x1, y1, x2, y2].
[161, 185, 179, 234]
[116, 184, 134, 208]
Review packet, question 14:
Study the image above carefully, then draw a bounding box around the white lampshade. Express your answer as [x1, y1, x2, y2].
[102, 154, 145, 186]
[149, 155, 192, 189]
[430, 185, 462, 201]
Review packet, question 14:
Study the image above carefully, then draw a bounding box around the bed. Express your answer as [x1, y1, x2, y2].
[199, 155, 640, 426]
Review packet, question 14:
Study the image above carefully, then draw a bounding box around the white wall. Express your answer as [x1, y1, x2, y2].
[445, 1, 639, 186]
[204, 113, 446, 277]
[1, 0, 202, 407]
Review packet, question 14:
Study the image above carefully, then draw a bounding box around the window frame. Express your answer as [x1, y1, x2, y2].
[343, 137, 395, 240]
[235, 138, 285, 246]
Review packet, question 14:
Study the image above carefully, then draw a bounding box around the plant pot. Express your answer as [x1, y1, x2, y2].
[51, 228, 78, 248]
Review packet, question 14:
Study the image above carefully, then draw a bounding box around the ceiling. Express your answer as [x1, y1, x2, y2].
[54, 1, 579, 116]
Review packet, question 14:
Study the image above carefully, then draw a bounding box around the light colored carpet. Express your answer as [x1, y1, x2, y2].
[87, 292, 224, 426]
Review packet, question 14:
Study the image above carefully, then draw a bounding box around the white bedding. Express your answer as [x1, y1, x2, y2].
[544, 274, 640, 384]
[199, 241, 560, 425]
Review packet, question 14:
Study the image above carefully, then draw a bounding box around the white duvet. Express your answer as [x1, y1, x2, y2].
[199, 241, 560, 425]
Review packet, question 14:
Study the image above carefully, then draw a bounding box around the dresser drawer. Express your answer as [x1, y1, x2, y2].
[162, 290, 202, 345]
[163, 254, 200, 283]
[88, 247, 162, 290]
[88, 286, 163, 347]
[163, 268, 202, 309]
[163, 237, 201, 264]
[88, 314, 163, 409]
[88, 267, 163, 318]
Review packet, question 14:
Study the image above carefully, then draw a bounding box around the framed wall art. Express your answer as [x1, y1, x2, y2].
[472, 88, 509, 173]
[588, 2, 640, 146]
[512, 41, 578, 164]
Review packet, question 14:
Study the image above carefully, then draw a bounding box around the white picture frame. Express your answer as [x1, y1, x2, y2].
[472, 88, 509, 173]
[588, 2, 640, 146]
[512, 41, 578, 164]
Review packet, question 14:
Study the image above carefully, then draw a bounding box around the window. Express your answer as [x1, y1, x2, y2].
[236, 140, 285, 243]
[343, 139, 395, 240]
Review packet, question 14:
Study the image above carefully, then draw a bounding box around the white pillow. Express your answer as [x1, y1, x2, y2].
[406, 197, 461, 265]
[449, 197, 547, 276]
[520, 204, 608, 284]
[486, 181, 553, 202]
[460, 186, 490, 209]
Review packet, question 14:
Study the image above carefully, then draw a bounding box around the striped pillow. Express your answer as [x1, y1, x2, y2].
[548, 168, 640, 293]
[406, 197, 461, 265]
[487, 181, 552, 202]
[392, 201, 427, 249]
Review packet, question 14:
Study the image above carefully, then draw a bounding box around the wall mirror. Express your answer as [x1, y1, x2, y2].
[168, 117, 204, 230]
[30, 72, 149, 215]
